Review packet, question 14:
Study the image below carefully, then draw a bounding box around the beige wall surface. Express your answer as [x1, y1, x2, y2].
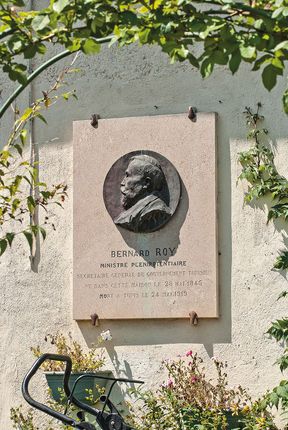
[0, 42, 288, 427]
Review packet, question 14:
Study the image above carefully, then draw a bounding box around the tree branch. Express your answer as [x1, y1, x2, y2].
[0, 35, 113, 120]
[0, 50, 72, 120]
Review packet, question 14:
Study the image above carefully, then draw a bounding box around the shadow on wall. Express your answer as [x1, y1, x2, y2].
[77, 114, 233, 361]
[78, 317, 229, 360]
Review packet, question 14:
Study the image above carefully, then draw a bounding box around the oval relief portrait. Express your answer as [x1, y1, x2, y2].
[103, 150, 181, 233]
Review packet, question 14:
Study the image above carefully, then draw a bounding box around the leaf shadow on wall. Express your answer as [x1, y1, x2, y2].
[116, 179, 188, 263]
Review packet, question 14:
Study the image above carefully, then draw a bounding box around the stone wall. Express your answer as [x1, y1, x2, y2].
[0, 43, 287, 427]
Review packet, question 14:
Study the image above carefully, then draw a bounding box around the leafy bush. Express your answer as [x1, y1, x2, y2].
[128, 351, 278, 430]
[30, 331, 112, 372]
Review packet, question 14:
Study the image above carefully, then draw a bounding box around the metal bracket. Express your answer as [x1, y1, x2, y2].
[90, 113, 100, 129]
[188, 106, 197, 122]
[189, 311, 199, 326]
[90, 313, 99, 326]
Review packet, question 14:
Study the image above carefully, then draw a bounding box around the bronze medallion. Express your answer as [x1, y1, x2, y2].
[103, 150, 181, 233]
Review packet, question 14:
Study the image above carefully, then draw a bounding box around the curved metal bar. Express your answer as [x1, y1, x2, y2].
[0, 50, 72, 120]
[0, 35, 113, 120]
[22, 353, 75, 427]
[68, 373, 144, 419]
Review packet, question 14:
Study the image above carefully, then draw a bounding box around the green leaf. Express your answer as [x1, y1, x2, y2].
[32, 15, 50, 32]
[9, 65, 27, 85]
[23, 231, 33, 253]
[36, 43, 47, 55]
[138, 28, 150, 44]
[91, 17, 104, 33]
[274, 41, 288, 51]
[0, 239, 7, 256]
[12, 198, 21, 213]
[39, 226, 47, 241]
[20, 129, 27, 146]
[8, 37, 23, 53]
[82, 38, 101, 55]
[121, 11, 138, 25]
[229, 51, 241, 74]
[278, 291, 288, 300]
[211, 49, 228, 65]
[272, 7, 285, 19]
[200, 58, 214, 78]
[21, 107, 33, 121]
[274, 251, 288, 270]
[6, 233, 15, 247]
[27, 196, 36, 213]
[262, 65, 278, 91]
[172, 46, 189, 62]
[53, 0, 70, 13]
[35, 113, 48, 124]
[268, 391, 279, 407]
[283, 89, 288, 114]
[187, 53, 199, 68]
[14, 144, 23, 156]
[276, 385, 288, 398]
[23, 45, 37, 59]
[31, 225, 39, 238]
[67, 38, 82, 52]
[240, 45, 256, 60]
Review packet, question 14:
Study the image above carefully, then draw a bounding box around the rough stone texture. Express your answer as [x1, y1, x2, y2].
[0, 42, 288, 428]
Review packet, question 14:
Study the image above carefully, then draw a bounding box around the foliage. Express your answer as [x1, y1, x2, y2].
[128, 352, 278, 430]
[10, 388, 105, 430]
[11, 331, 112, 429]
[0, 0, 288, 117]
[238, 104, 288, 356]
[10, 405, 40, 430]
[30, 331, 111, 372]
[0, 62, 79, 257]
[238, 105, 288, 424]
[265, 379, 288, 414]
[238, 104, 288, 271]
[267, 318, 288, 372]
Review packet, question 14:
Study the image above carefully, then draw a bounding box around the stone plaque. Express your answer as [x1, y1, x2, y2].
[73, 113, 218, 320]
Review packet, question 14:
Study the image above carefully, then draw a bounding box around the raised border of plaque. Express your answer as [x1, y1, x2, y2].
[73, 113, 218, 320]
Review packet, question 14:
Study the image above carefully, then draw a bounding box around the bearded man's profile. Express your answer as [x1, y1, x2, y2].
[113, 155, 172, 233]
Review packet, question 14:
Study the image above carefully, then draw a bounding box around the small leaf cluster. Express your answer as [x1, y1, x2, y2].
[0, 1, 288, 114]
[0, 63, 78, 257]
[266, 380, 288, 412]
[267, 318, 288, 372]
[0, 138, 67, 256]
[30, 332, 105, 373]
[238, 105, 288, 271]
[10, 405, 39, 430]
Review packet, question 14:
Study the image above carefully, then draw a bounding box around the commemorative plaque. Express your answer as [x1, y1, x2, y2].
[73, 113, 218, 320]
